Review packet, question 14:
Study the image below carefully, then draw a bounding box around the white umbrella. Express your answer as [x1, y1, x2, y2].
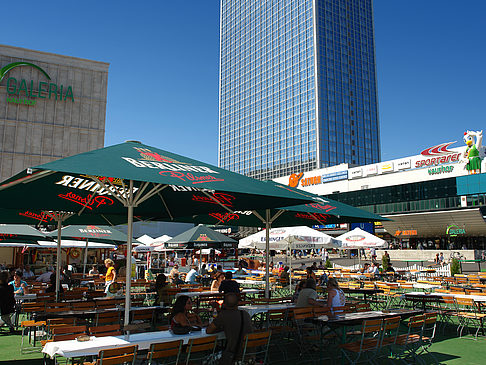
[133, 244, 154, 252]
[239, 226, 340, 286]
[239, 226, 338, 250]
[335, 228, 387, 249]
[335, 227, 387, 268]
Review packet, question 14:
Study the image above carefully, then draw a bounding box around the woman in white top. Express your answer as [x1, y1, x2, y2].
[327, 277, 345, 313]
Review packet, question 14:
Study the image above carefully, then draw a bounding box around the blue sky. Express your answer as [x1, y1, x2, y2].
[2, 0, 485, 165]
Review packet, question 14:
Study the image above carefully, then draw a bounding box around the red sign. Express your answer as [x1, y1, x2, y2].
[420, 142, 455, 156]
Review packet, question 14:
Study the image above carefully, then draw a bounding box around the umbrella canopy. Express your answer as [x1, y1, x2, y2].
[0, 141, 318, 219]
[239, 226, 339, 250]
[165, 224, 237, 249]
[178, 183, 385, 228]
[335, 227, 388, 249]
[0, 141, 318, 320]
[0, 224, 46, 243]
[47, 225, 139, 245]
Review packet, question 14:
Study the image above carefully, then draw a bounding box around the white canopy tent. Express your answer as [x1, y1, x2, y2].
[136, 234, 154, 245]
[239, 226, 340, 286]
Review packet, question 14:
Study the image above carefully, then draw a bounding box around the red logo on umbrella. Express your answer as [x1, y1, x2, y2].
[134, 147, 185, 164]
[196, 234, 213, 241]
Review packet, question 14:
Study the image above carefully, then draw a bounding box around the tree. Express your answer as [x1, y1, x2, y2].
[450, 258, 462, 276]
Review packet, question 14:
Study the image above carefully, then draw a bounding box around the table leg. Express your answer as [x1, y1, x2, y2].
[341, 324, 347, 365]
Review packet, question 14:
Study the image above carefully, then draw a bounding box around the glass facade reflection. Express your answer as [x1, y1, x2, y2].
[219, 0, 380, 180]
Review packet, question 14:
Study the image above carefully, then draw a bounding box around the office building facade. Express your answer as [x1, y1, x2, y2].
[219, 0, 380, 180]
[0, 45, 109, 181]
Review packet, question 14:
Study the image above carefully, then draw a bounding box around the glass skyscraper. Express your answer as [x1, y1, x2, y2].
[218, 0, 380, 180]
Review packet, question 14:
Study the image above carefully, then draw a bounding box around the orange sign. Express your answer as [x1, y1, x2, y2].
[394, 230, 417, 236]
[288, 172, 303, 187]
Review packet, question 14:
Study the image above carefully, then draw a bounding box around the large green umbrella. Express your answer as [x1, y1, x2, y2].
[0, 141, 318, 324]
[165, 224, 237, 249]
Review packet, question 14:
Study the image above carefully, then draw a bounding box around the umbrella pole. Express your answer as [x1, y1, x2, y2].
[265, 209, 270, 299]
[289, 243, 292, 289]
[124, 181, 134, 331]
[83, 238, 89, 278]
[55, 217, 62, 302]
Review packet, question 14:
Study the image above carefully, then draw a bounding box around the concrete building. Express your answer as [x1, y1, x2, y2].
[0, 45, 109, 181]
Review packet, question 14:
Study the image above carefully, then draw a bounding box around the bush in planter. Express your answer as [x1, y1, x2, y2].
[325, 259, 332, 269]
[382, 254, 390, 272]
[451, 258, 462, 276]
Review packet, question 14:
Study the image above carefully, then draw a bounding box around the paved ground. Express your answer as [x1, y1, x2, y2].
[263, 255, 485, 273]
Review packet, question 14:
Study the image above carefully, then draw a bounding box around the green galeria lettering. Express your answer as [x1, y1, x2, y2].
[1, 61, 75, 103]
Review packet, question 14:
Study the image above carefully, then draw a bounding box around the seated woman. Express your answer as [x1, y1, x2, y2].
[170, 295, 202, 329]
[210, 272, 225, 291]
[9, 270, 29, 295]
[326, 277, 345, 314]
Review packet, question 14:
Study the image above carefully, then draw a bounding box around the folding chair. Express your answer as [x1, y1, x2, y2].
[378, 316, 401, 360]
[96, 312, 121, 326]
[339, 319, 383, 365]
[240, 330, 272, 365]
[86, 345, 138, 365]
[183, 335, 217, 365]
[266, 309, 293, 360]
[292, 307, 321, 360]
[455, 297, 486, 339]
[88, 324, 122, 337]
[393, 315, 425, 363]
[416, 312, 438, 363]
[146, 340, 183, 365]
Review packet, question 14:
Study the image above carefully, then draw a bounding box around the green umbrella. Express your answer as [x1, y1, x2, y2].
[47, 225, 137, 244]
[165, 224, 237, 249]
[0, 141, 318, 322]
[179, 194, 386, 227]
[0, 224, 46, 246]
[47, 225, 141, 277]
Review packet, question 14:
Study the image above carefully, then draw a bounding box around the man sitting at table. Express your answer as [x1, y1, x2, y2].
[22, 265, 35, 280]
[36, 267, 54, 283]
[296, 279, 326, 307]
[184, 265, 200, 284]
[218, 271, 240, 295]
[206, 293, 253, 365]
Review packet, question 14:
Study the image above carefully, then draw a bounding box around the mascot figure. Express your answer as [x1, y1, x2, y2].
[464, 130, 483, 175]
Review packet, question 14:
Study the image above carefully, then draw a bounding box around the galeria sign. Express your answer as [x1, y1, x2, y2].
[0, 62, 74, 106]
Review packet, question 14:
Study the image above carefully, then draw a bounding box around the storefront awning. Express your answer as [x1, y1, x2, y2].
[382, 208, 486, 238]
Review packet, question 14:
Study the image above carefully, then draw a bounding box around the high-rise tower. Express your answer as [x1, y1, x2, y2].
[219, 0, 380, 180]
